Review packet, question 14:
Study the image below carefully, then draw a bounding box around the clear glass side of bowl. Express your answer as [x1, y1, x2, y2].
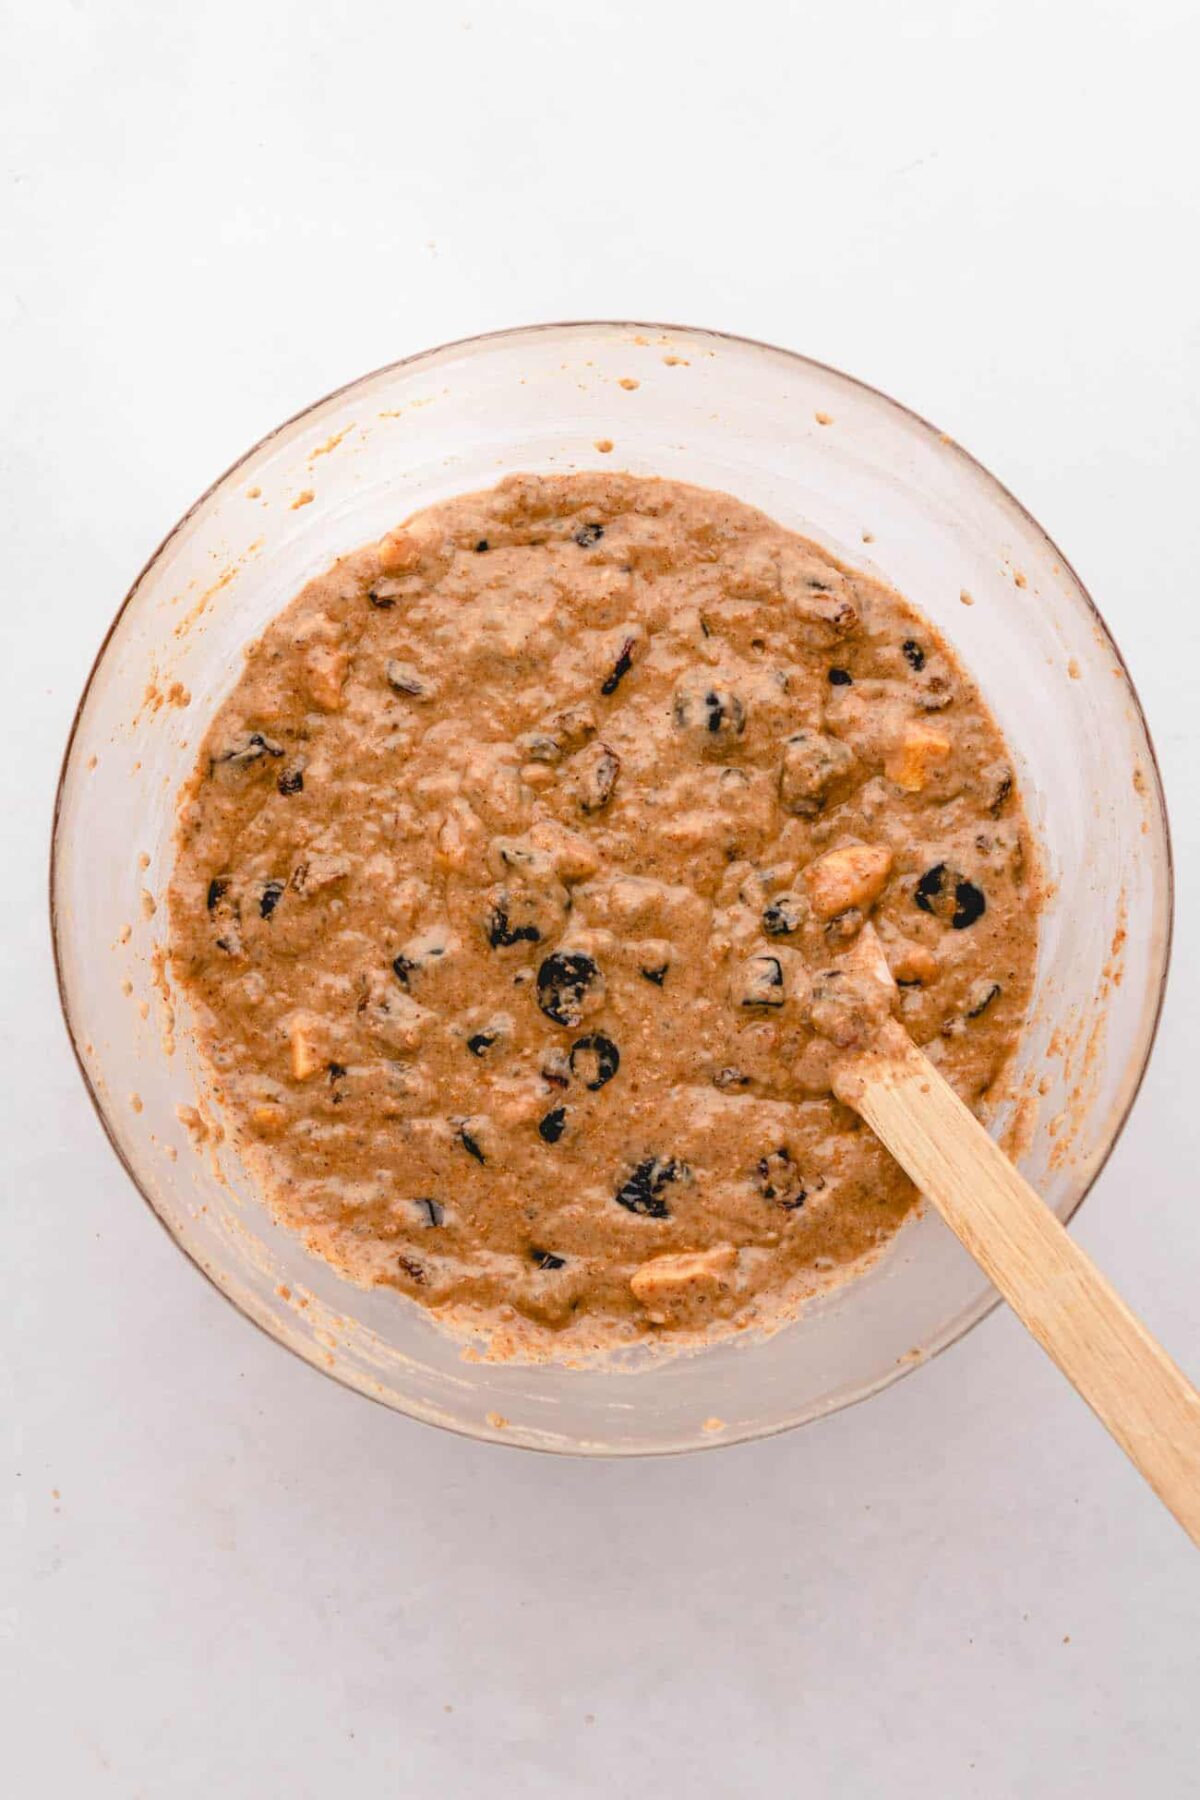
[52, 323, 1171, 1454]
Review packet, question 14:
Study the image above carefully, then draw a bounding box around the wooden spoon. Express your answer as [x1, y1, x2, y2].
[830, 927, 1200, 1547]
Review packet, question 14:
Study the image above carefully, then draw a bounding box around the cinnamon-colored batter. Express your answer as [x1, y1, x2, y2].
[168, 473, 1039, 1352]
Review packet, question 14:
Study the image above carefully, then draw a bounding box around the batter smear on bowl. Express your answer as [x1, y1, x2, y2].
[168, 473, 1040, 1351]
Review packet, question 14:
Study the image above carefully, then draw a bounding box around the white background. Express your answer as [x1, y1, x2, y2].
[3, 1, 1199, 1793]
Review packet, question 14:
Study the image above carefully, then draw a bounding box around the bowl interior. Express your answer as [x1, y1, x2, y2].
[52, 322, 1171, 1453]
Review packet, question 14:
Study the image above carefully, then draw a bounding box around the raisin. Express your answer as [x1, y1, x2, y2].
[531, 1248, 566, 1269]
[277, 764, 304, 796]
[416, 1198, 445, 1227]
[385, 659, 429, 697]
[828, 667, 853, 686]
[517, 731, 561, 765]
[600, 637, 636, 696]
[614, 1157, 682, 1218]
[574, 522, 605, 547]
[576, 741, 620, 813]
[474, 539, 490, 553]
[467, 1031, 497, 1057]
[328, 1062, 347, 1081]
[570, 1033, 620, 1091]
[735, 955, 785, 1008]
[685, 688, 743, 736]
[392, 953, 416, 988]
[988, 766, 1013, 816]
[487, 898, 542, 948]
[456, 1122, 487, 1164]
[397, 1255, 426, 1284]
[216, 731, 284, 766]
[914, 864, 987, 929]
[536, 951, 600, 1027]
[206, 877, 229, 911]
[640, 962, 669, 986]
[762, 893, 804, 937]
[966, 979, 1001, 1018]
[260, 880, 285, 920]
[538, 1106, 567, 1143]
[672, 679, 747, 748]
[756, 1147, 807, 1210]
[367, 586, 395, 609]
[902, 639, 926, 671]
[541, 1047, 571, 1088]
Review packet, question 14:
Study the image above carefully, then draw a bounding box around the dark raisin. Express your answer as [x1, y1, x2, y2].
[328, 1062, 347, 1081]
[828, 667, 853, 686]
[216, 731, 284, 767]
[640, 962, 669, 986]
[367, 586, 395, 609]
[574, 522, 604, 547]
[397, 1255, 426, 1284]
[487, 899, 542, 949]
[600, 637, 636, 696]
[966, 979, 1002, 1018]
[902, 639, 926, 671]
[416, 1197, 445, 1227]
[467, 1031, 497, 1057]
[614, 1157, 683, 1218]
[392, 954, 416, 988]
[576, 742, 620, 813]
[517, 731, 561, 765]
[737, 954, 785, 1008]
[672, 683, 747, 744]
[570, 1034, 620, 1091]
[474, 539, 490, 553]
[260, 880, 285, 920]
[541, 1047, 571, 1088]
[531, 1247, 566, 1269]
[756, 1147, 807, 1210]
[706, 691, 733, 733]
[536, 951, 600, 1027]
[206, 877, 229, 911]
[277, 765, 304, 796]
[914, 864, 987, 929]
[385, 659, 428, 697]
[538, 1106, 567, 1143]
[762, 893, 804, 937]
[947, 875, 987, 930]
[456, 1123, 486, 1164]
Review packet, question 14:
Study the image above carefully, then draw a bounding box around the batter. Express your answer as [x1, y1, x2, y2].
[168, 473, 1040, 1351]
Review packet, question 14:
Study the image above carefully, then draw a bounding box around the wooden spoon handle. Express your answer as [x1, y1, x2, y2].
[838, 1027, 1200, 1547]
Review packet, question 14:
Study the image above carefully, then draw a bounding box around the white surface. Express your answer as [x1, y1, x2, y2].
[3, 0, 1198, 1792]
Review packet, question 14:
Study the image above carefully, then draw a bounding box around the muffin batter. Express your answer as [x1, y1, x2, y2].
[168, 473, 1040, 1351]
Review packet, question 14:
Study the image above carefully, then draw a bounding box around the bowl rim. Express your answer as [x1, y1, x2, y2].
[48, 318, 1175, 1457]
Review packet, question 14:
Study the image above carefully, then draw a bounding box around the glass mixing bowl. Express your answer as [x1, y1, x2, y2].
[51, 322, 1172, 1454]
